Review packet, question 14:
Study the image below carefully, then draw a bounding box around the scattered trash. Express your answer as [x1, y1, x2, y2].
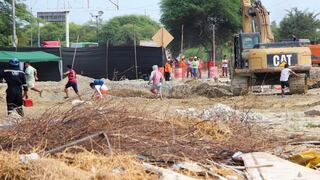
[176, 103, 267, 121]
[19, 153, 39, 163]
[232, 151, 243, 162]
[290, 151, 320, 169]
[172, 162, 205, 173]
[242, 152, 320, 180]
[71, 99, 85, 106]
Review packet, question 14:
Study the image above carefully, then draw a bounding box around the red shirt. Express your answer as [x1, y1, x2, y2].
[207, 61, 214, 68]
[68, 69, 77, 83]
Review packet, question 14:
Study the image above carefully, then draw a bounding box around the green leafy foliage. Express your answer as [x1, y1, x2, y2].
[279, 8, 320, 40]
[99, 15, 160, 46]
[271, 21, 280, 41]
[160, 0, 241, 55]
[0, 0, 33, 46]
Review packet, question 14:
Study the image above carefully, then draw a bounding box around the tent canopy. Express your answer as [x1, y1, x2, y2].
[0, 51, 61, 62]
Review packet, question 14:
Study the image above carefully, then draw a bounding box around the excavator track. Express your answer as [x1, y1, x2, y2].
[231, 76, 249, 96]
[289, 73, 308, 94]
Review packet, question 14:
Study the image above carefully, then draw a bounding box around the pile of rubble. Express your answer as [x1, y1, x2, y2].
[176, 103, 268, 122]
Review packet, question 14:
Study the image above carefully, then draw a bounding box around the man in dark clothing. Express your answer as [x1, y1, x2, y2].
[0, 58, 28, 116]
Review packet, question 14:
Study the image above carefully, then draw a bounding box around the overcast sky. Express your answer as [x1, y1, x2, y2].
[25, 0, 320, 24]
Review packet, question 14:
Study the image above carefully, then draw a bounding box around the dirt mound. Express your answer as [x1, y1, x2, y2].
[169, 83, 232, 98]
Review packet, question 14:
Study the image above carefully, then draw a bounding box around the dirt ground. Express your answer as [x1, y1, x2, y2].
[1, 79, 320, 134]
[1, 75, 320, 160]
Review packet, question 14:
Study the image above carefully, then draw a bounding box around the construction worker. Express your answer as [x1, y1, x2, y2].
[0, 58, 28, 116]
[64, 65, 81, 100]
[280, 63, 298, 97]
[207, 59, 214, 78]
[222, 55, 229, 77]
[192, 56, 199, 78]
[89, 79, 109, 99]
[149, 65, 163, 100]
[24, 62, 43, 97]
[180, 56, 187, 78]
[187, 55, 193, 78]
[164, 60, 171, 81]
[198, 58, 203, 78]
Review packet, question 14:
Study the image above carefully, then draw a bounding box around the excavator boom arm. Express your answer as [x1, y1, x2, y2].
[241, 0, 274, 43]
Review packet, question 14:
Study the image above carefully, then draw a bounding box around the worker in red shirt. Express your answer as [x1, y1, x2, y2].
[207, 59, 214, 78]
[64, 65, 81, 100]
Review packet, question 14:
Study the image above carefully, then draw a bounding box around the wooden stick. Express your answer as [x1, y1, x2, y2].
[226, 164, 273, 170]
[142, 162, 197, 180]
[71, 35, 79, 69]
[46, 132, 105, 154]
[289, 141, 320, 145]
[102, 132, 113, 155]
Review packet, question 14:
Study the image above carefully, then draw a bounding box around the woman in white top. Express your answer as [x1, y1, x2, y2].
[221, 55, 228, 77]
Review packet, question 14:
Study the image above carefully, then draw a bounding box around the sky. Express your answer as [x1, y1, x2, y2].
[24, 0, 320, 24]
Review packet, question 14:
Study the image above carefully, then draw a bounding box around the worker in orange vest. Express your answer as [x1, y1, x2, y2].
[164, 60, 171, 81]
[180, 55, 187, 78]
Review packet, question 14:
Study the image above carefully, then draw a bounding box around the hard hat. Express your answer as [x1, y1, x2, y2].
[9, 58, 20, 67]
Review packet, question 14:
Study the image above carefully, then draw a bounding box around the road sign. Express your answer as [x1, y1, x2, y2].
[152, 27, 174, 48]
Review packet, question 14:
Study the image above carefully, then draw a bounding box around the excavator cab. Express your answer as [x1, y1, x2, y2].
[234, 32, 260, 68]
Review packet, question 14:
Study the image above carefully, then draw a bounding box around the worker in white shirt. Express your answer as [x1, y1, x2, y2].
[221, 55, 228, 77]
[280, 63, 298, 97]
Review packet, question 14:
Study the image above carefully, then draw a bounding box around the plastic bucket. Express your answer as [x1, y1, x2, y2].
[23, 99, 33, 107]
[174, 68, 183, 80]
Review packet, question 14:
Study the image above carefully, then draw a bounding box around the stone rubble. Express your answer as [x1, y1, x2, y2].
[176, 103, 267, 122]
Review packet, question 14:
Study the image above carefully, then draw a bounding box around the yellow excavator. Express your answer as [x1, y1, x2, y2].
[231, 0, 312, 95]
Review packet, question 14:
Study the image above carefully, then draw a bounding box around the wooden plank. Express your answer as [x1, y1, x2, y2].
[289, 141, 320, 145]
[241, 152, 320, 180]
[143, 163, 198, 180]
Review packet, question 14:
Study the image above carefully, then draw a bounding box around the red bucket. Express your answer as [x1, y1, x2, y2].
[23, 98, 33, 107]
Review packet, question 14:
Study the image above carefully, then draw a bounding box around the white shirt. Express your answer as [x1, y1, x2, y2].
[222, 59, 228, 68]
[280, 68, 292, 81]
[94, 84, 108, 96]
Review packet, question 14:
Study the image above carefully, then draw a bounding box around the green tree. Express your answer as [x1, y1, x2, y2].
[0, 0, 33, 46]
[69, 22, 96, 42]
[271, 21, 280, 41]
[279, 8, 320, 40]
[28, 21, 97, 46]
[160, 0, 241, 56]
[100, 15, 160, 45]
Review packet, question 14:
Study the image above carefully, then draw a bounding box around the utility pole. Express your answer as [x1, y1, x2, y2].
[30, 8, 33, 47]
[91, 11, 103, 44]
[133, 24, 138, 79]
[12, 0, 17, 47]
[65, 11, 70, 47]
[37, 21, 40, 47]
[180, 24, 184, 56]
[208, 16, 216, 64]
[212, 24, 216, 65]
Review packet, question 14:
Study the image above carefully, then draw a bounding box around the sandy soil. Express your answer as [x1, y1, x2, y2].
[1, 79, 319, 132]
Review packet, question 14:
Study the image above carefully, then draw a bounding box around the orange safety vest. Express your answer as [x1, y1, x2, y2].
[165, 63, 171, 73]
[181, 60, 186, 69]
